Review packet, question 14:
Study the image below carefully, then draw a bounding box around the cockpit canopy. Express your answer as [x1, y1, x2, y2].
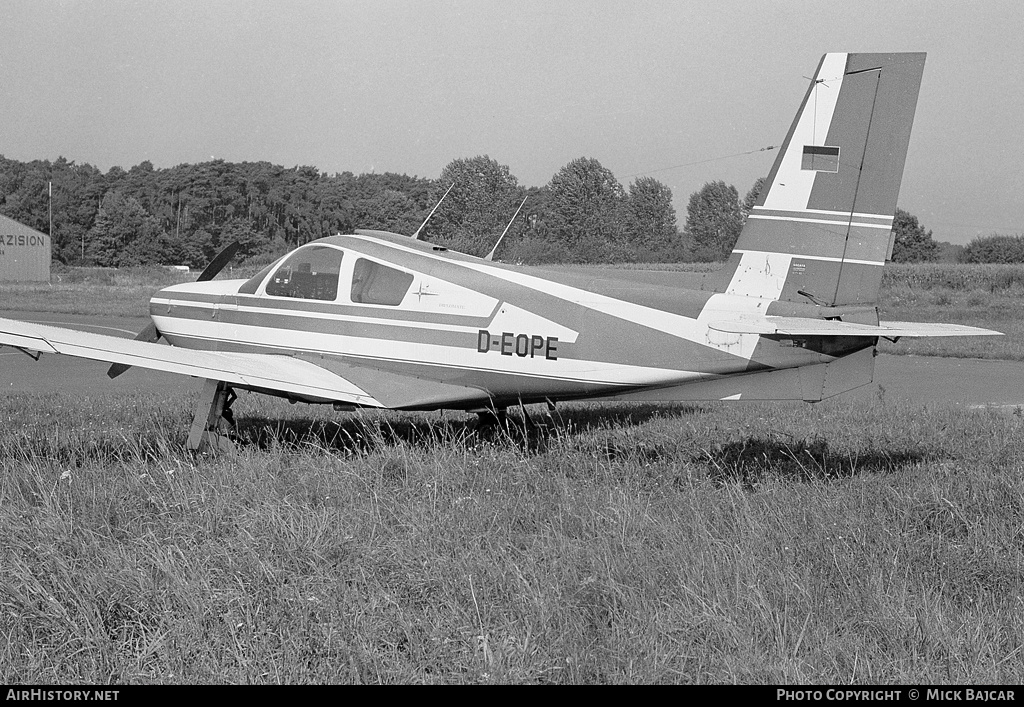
[238, 244, 414, 306]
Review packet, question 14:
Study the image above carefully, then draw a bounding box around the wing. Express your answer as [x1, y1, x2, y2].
[0, 316, 382, 406]
[708, 316, 1002, 338]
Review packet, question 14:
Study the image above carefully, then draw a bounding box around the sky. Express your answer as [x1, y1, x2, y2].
[1, 0, 1022, 245]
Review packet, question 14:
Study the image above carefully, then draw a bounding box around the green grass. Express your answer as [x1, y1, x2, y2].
[1, 390, 1023, 683]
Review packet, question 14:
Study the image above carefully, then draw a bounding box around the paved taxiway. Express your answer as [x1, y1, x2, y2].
[3, 312, 1024, 410]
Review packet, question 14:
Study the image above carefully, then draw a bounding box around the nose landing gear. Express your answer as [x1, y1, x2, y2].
[187, 379, 237, 454]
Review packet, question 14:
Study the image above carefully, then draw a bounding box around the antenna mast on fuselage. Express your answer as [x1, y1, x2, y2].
[412, 182, 455, 240]
[485, 196, 528, 261]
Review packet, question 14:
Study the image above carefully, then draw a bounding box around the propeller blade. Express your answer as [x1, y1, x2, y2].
[196, 241, 241, 282]
[107, 321, 161, 378]
[107, 242, 239, 379]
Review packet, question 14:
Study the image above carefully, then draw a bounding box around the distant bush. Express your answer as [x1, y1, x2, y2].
[961, 234, 1024, 264]
[936, 241, 965, 263]
[882, 263, 1024, 293]
[890, 208, 938, 263]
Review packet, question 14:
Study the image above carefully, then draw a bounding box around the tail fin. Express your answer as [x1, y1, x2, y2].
[722, 52, 925, 306]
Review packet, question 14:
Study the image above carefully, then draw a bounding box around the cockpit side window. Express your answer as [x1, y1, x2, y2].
[265, 246, 343, 301]
[349, 258, 414, 306]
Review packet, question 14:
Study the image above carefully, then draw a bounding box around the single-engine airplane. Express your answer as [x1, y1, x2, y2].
[0, 52, 1001, 452]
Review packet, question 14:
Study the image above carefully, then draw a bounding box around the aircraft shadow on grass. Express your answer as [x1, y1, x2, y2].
[700, 436, 930, 486]
[232, 402, 704, 456]
[229, 405, 930, 486]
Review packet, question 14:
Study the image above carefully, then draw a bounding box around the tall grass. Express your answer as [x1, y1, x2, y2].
[882, 263, 1024, 292]
[2, 390, 1022, 683]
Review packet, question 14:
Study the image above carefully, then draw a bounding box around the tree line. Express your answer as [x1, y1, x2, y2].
[1, 153, 1012, 267]
[0, 154, 685, 268]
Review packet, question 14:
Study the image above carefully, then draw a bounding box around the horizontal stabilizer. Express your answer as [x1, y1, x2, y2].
[708, 316, 1002, 338]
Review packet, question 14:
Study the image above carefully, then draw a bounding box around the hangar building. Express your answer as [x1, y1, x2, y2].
[0, 213, 50, 282]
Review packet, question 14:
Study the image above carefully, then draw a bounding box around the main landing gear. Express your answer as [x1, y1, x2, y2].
[187, 379, 237, 454]
[473, 399, 557, 432]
